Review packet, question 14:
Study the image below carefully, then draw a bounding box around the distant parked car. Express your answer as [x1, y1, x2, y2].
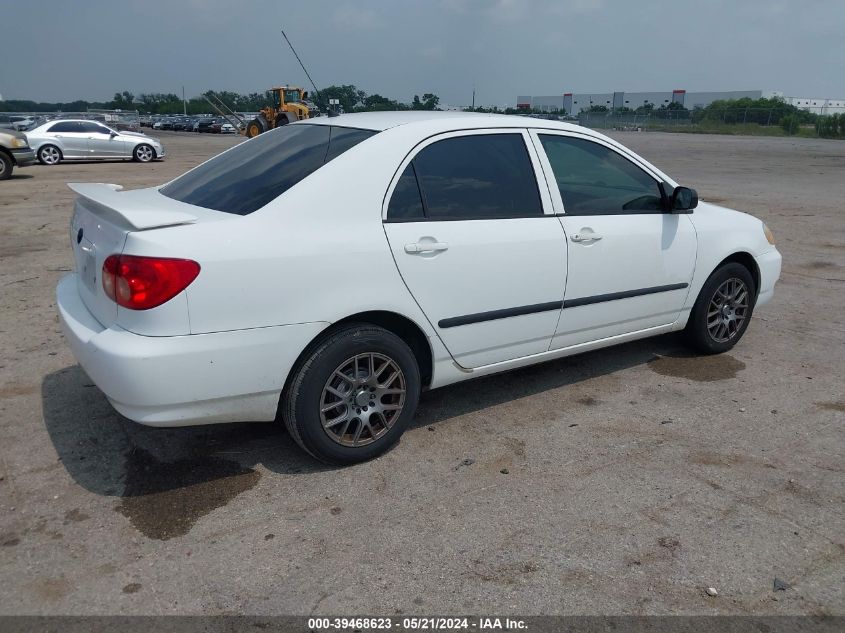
[26, 119, 166, 164]
[196, 118, 218, 133]
[0, 114, 36, 131]
[0, 128, 36, 179]
[220, 123, 237, 134]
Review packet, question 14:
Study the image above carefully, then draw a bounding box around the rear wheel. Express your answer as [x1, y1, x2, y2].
[0, 152, 11, 180]
[282, 324, 421, 465]
[133, 143, 155, 163]
[684, 263, 756, 354]
[38, 144, 62, 165]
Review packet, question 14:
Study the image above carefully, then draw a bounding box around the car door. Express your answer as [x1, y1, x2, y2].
[47, 121, 88, 157]
[382, 130, 567, 369]
[530, 130, 697, 350]
[83, 122, 126, 158]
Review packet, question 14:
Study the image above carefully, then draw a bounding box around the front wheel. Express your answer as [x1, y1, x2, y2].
[246, 117, 267, 138]
[38, 144, 62, 165]
[0, 152, 12, 180]
[282, 324, 421, 465]
[684, 262, 756, 354]
[133, 143, 155, 163]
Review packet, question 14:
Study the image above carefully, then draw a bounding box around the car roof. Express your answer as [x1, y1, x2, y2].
[28, 119, 113, 132]
[304, 110, 583, 133]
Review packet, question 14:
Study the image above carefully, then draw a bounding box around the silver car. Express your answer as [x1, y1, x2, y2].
[26, 119, 166, 165]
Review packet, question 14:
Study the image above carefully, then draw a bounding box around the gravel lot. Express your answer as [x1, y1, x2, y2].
[0, 129, 842, 616]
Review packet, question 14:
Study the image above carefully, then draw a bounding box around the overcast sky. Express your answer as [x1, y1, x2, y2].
[3, 0, 842, 106]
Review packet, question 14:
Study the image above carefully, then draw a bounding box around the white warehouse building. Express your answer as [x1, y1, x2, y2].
[517, 89, 763, 114]
[781, 96, 845, 115]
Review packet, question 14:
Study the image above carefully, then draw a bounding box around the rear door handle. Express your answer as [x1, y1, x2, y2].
[570, 233, 602, 242]
[405, 242, 449, 254]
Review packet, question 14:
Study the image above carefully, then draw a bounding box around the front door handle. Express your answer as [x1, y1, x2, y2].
[570, 232, 603, 243]
[405, 242, 449, 254]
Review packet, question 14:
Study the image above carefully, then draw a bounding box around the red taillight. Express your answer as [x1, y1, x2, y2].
[102, 255, 200, 310]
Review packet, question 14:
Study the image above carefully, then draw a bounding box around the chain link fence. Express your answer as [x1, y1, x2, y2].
[576, 107, 831, 135]
[0, 109, 139, 132]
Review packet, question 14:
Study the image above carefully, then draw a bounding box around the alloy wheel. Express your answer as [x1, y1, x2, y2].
[319, 353, 406, 447]
[706, 277, 749, 343]
[41, 146, 60, 164]
[135, 145, 154, 162]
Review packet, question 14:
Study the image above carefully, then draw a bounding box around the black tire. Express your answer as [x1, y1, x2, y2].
[275, 111, 294, 126]
[246, 117, 268, 138]
[282, 324, 421, 466]
[37, 144, 62, 165]
[133, 143, 155, 163]
[684, 262, 756, 354]
[0, 152, 12, 180]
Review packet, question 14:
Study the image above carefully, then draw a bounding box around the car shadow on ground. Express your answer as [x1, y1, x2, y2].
[41, 334, 691, 501]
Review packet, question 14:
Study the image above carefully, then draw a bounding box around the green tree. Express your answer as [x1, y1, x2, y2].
[361, 94, 406, 111]
[411, 93, 440, 110]
[314, 85, 366, 113]
[780, 114, 799, 135]
[110, 91, 135, 109]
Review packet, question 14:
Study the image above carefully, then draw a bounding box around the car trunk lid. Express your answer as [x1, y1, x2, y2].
[68, 183, 200, 328]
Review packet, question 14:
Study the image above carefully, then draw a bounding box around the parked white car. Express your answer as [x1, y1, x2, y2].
[26, 119, 165, 164]
[57, 112, 781, 464]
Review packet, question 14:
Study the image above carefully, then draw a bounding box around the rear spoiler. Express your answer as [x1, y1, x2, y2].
[67, 183, 198, 230]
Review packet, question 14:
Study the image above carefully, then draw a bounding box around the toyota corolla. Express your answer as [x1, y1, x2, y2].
[56, 112, 781, 464]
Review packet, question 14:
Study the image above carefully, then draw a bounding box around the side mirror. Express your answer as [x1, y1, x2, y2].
[109, 131, 118, 138]
[671, 186, 698, 213]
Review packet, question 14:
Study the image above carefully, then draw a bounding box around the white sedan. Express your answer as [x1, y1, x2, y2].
[26, 119, 165, 165]
[57, 112, 781, 464]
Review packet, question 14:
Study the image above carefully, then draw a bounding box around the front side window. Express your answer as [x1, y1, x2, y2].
[407, 133, 542, 221]
[79, 122, 111, 134]
[160, 124, 377, 215]
[539, 135, 665, 215]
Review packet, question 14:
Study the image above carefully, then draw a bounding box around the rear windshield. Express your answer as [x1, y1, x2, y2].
[160, 124, 377, 215]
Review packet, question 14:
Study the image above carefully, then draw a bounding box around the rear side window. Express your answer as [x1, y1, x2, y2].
[48, 121, 82, 133]
[409, 134, 542, 220]
[160, 124, 377, 215]
[387, 164, 425, 220]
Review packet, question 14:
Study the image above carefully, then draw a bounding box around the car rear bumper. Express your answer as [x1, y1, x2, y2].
[56, 274, 328, 427]
[10, 147, 36, 166]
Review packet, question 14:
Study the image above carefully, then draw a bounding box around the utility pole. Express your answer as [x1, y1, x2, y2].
[472, 87, 475, 110]
[182, 86, 187, 115]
